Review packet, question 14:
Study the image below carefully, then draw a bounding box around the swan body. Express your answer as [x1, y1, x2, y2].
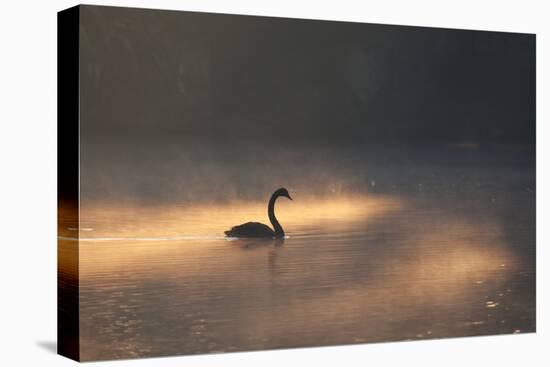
[224, 188, 292, 238]
[224, 222, 276, 238]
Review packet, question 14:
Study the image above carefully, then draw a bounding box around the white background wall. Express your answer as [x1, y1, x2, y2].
[0, 0, 547, 365]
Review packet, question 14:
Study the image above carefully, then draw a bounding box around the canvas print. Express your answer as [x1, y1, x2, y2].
[58, 5, 536, 362]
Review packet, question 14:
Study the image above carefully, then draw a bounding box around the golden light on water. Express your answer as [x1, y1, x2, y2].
[62, 194, 403, 277]
[61, 194, 517, 290]
[238, 220, 519, 341]
[58, 192, 533, 359]
[71, 194, 404, 239]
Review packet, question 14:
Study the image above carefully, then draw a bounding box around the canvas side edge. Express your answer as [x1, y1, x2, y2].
[57, 5, 81, 362]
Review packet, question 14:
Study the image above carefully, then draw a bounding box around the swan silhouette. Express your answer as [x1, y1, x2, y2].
[224, 188, 293, 238]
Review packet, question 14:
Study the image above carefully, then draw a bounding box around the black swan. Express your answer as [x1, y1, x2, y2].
[224, 188, 293, 238]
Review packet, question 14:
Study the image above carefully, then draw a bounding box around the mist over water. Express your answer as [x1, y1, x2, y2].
[79, 139, 534, 204]
[61, 144, 535, 361]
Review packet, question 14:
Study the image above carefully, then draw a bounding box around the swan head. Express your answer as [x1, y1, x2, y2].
[274, 187, 293, 201]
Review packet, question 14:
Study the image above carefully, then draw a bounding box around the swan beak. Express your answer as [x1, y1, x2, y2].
[288, 194, 293, 200]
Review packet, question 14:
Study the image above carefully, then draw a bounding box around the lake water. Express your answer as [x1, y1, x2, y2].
[58, 150, 535, 361]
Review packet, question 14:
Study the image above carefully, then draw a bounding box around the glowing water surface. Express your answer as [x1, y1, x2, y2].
[59, 193, 534, 361]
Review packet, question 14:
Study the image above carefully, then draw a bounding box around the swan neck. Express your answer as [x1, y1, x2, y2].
[268, 193, 284, 237]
